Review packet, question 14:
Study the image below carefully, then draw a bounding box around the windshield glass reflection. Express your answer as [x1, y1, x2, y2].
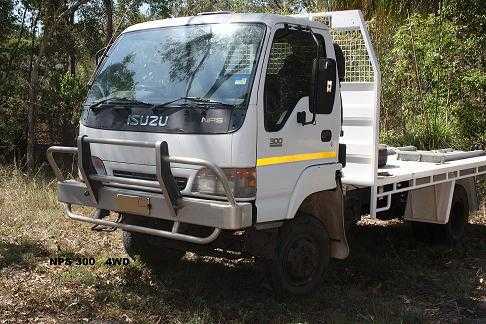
[86, 23, 266, 109]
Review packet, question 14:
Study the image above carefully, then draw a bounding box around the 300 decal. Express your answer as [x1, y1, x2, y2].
[49, 257, 95, 266]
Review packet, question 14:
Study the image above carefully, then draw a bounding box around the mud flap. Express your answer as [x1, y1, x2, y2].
[299, 180, 349, 259]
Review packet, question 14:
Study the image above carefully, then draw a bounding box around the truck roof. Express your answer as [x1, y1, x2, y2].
[122, 12, 328, 34]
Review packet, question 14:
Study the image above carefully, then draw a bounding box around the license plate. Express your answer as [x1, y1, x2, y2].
[115, 194, 150, 215]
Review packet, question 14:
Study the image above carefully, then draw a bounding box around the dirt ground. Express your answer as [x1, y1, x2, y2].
[0, 168, 485, 323]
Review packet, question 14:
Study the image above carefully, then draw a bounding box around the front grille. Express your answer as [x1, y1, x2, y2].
[113, 170, 188, 190]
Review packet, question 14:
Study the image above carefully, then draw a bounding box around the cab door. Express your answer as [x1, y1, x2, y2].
[255, 25, 340, 223]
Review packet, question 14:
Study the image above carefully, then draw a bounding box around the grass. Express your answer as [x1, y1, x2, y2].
[0, 167, 485, 323]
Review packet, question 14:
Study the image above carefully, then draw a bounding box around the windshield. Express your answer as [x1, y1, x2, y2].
[86, 23, 265, 108]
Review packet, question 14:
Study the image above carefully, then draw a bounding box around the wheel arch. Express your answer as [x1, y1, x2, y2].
[404, 180, 474, 224]
[285, 163, 340, 220]
[455, 178, 478, 213]
[286, 164, 348, 259]
[443, 181, 472, 224]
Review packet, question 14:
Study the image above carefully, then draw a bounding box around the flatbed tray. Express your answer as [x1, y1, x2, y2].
[376, 153, 486, 187]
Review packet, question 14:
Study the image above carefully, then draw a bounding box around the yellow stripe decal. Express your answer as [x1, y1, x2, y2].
[256, 151, 337, 167]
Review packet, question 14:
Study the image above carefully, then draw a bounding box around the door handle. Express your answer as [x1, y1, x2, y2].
[326, 80, 333, 93]
[321, 130, 332, 142]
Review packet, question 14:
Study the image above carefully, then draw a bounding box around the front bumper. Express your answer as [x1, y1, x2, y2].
[47, 136, 252, 244]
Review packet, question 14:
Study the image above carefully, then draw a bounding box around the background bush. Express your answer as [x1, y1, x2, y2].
[380, 13, 485, 149]
[0, 0, 484, 166]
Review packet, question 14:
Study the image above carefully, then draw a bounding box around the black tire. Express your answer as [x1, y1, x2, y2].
[411, 185, 469, 245]
[438, 185, 469, 244]
[270, 214, 330, 296]
[121, 215, 186, 266]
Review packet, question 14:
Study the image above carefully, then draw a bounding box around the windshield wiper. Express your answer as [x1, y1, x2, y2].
[152, 96, 233, 111]
[87, 97, 153, 112]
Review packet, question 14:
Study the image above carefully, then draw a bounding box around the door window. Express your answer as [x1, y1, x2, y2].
[264, 28, 325, 132]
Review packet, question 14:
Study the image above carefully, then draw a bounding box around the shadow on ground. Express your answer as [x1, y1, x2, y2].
[79, 220, 486, 322]
[0, 239, 50, 270]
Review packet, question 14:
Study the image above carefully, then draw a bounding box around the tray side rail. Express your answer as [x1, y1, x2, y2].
[375, 160, 486, 216]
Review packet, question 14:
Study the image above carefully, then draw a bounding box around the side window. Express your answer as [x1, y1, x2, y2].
[264, 28, 325, 132]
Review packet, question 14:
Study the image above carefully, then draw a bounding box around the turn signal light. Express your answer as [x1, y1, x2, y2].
[192, 167, 256, 198]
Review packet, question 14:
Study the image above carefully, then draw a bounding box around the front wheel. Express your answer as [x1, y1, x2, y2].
[270, 214, 330, 296]
[121, 215, 186, 266]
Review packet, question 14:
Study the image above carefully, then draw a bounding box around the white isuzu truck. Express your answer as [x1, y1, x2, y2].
[47, 10, 486, 295]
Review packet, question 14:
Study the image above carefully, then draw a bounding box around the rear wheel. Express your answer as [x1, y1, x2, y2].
[121, 215, 186, 266]
[439, 185, 469, 244]
[411, 185, 469, 245]
[270, 214, 330, 296]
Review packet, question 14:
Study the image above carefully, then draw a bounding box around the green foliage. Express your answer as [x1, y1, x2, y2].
[0, 0, 15, 39]
[39, 70, 87, 144]
[380, 12, 485, 149]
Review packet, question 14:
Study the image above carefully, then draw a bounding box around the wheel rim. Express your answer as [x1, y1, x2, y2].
[283, 235, 320, 287]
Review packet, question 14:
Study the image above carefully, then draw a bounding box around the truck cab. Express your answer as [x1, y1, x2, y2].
[83, 12, 343, 225]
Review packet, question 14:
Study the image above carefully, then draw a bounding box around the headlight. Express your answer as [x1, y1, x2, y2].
[192, 167, 256, 198]
[77, 156, 106, 180]
[91, 156, 107, 175]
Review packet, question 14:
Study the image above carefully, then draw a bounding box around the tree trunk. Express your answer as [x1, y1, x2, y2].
[103, 0, 113, 45]
[26, 24, 48, 171]
[69, 12, 76, 76]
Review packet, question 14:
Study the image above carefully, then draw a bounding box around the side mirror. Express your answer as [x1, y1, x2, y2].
[310, 57, 337, 115]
